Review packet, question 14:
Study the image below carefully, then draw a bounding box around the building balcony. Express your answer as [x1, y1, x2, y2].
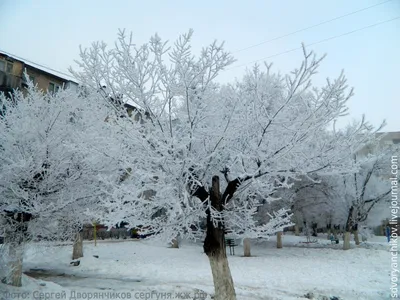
[0, 71, 21, 93]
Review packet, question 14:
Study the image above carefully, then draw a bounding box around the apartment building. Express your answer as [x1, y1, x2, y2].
[357, 131, 400, 157]
[0, 52, 78, 95]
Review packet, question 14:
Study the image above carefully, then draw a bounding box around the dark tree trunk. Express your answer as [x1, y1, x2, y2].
[354, 230, 360, 245]
[294, 225, 300, 236]
[343, 206, 354, 250]
[311, 222, 318, 237]
[203, 176, 236, 300]
[333, 225, 339, 240]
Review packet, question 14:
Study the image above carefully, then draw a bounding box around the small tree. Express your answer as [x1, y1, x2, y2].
[0, 83, 122, 286]
[334, 147, 397, 250]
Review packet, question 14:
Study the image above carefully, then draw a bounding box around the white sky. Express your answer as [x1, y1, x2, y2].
[0, 0, 399, 131]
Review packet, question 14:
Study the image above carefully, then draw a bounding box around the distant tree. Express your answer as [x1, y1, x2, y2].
[331, 146, 397, 249]
[288, 176, 335, 235]
[284, 141, 396, 249]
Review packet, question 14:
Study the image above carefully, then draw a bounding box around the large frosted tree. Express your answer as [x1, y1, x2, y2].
[72, 30, 378, 300]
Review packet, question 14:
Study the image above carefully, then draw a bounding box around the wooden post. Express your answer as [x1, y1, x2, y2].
[343, 232, 351, 250]
[171, 237, 179, 248]
[93, 222, 97, 246]
[72, 232, 83, 259]
[243, 238, 251, 257]
[277, 232, 283, 248]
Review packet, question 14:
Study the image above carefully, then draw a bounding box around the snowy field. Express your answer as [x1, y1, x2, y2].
[0, 234, 393, 300]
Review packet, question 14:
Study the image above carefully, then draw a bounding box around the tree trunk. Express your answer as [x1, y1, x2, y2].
[354, 231, 360, 245]
[277, 232, 283, 248]
[170, 237, 179, 248]
[5, 243, 24, 287]
[208, 251, 236, 300]
[243, 238, 251, 257]
[204, 176, 236, 300]
[343, 206, 354, 250]
[343, 232, 351, 250]
[72, 232, 83, 260]
[3, 226, 26, 287]
[294, 225, 300, 236]
[380, 222, 385, 236]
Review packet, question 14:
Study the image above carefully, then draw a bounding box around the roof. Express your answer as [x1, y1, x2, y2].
[376, 131, 400, 139]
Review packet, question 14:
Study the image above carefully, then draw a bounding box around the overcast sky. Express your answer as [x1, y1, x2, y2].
[0, 0, 399, 131]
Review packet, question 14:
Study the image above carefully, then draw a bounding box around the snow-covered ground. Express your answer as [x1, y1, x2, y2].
[0, 234, 394, 300]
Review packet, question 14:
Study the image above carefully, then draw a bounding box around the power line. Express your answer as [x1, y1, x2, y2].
[0, 49, 75, 80]
[233, 0, 394, 53]
[227, 16, 400, 70]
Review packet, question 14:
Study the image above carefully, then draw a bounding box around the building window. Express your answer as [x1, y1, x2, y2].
[48, 82, 61, 94]
[0, 60, 13, 73]
[6, 62, 13, 73]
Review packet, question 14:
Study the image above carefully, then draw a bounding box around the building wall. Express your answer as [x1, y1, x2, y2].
[25, 66, 65, 92]
[357, 131, 400, 156]
[378, 131, 400, 146]
[10, 60, 24, 77]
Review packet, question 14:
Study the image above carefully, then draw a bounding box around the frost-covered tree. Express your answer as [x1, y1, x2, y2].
[329, 144, 397, 249]
[254, 174, 332, 244]
[284, 141, 397, 249]
[288, 176, 336, 236]
[72, 30, 378, 300]
[0, 83, 123, 286]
